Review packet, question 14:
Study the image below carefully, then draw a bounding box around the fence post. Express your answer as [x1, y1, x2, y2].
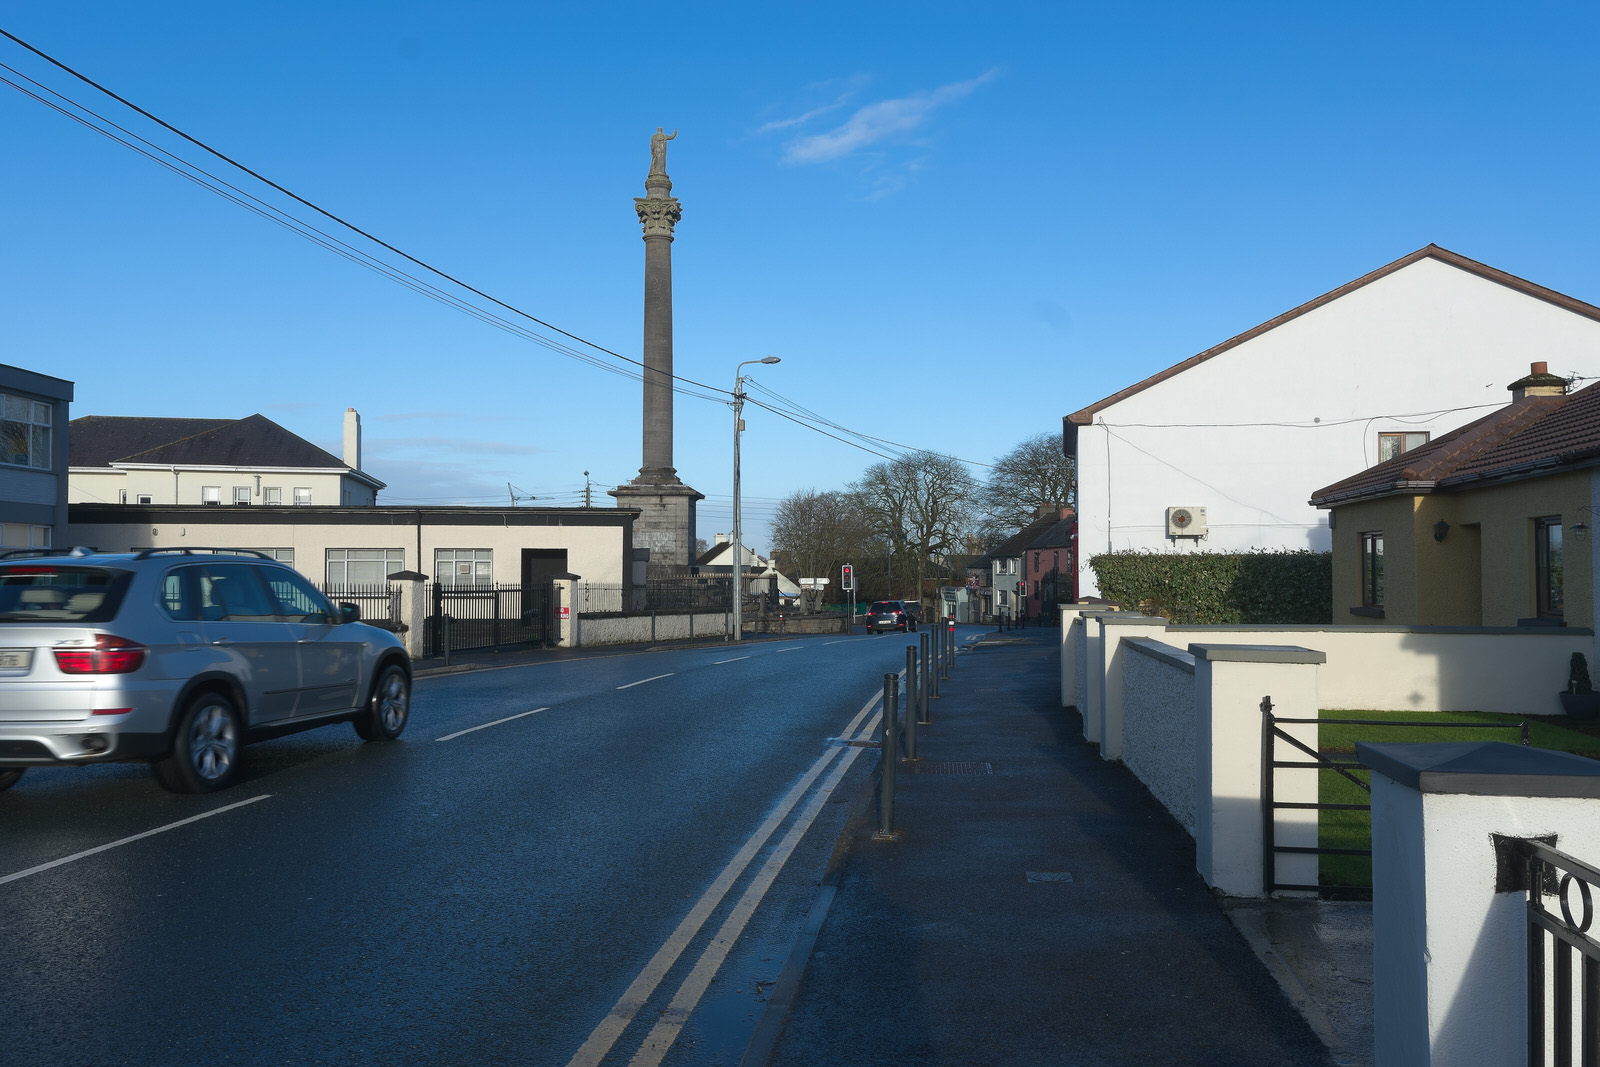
[492, 588, 502, 653]
[442, 614, 452, 667]
[905, 647, 919, 760]
[874, 673, 900, 840]
[1260, 696, 1276, 897]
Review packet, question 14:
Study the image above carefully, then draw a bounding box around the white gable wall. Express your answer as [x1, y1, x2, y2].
[1075, 257, 1600, 597]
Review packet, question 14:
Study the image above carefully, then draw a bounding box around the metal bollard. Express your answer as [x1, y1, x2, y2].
[941, 622, 952, 679]
[904, 647, 919, 760]
[875, 673, 899, 840]
[919, 631, 932, 722]
[929, 623, 942, 699]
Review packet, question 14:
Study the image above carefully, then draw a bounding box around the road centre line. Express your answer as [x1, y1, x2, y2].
[566, 687, 885, 1067]
[616, 673, 674, 690]
[712, 656, 750, 665]
[435, 707, 549, 742]
[627, 727, 870, 1066]
[0, 794, 273, 887]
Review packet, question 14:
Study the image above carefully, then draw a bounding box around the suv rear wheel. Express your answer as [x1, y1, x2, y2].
[353, 664, 409, 741]
[153, 692, 241, 793]
[0, 768, 24, 792]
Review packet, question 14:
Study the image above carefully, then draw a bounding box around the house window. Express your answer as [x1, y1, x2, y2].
[136, 494, 153, 505]
[251, 549, 295, 565]
[294, 487, 312, 506]
[0, 523, 50, 548]
[0, 392, 52, 470]
[1033, 552, 1040, 570]
[1536, 517, 1564, 617]
[325, 548, 404, 586]
[1360, 533, 1384, 606]
[202, 486, 221, 505]
[263, 487, 282, 505]
[435, 548, 493, 587]
[119, 489, 128, 504]
[233, 486, 251, 505]
[1378, 432, 1430, 463]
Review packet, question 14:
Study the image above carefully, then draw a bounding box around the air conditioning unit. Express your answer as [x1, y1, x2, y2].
[1166, 506, 1207, 539]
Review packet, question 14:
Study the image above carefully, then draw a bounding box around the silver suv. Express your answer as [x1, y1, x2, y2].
[0, 548, 411, 794]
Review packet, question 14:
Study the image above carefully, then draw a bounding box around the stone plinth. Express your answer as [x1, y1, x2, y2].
[610, 481, 702, 570]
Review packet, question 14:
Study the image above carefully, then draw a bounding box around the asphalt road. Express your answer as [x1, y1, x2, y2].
[0, 629, 931, 1066]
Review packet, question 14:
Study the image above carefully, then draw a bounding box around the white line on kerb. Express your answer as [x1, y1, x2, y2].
[712, 656, 750, 665]
[435, 707, 549, 742]
[565, 687, 884, 1067]
[0, 794, 273, 887]
[616, 673, 674, 690]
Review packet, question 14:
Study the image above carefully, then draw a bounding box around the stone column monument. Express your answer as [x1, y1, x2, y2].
[610, 128, 703, 570]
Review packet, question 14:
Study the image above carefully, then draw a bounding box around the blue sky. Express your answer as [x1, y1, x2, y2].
[5, 3, 1599, 550]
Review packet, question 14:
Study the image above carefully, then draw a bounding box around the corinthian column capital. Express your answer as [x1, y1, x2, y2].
[634, 196, 682, 240]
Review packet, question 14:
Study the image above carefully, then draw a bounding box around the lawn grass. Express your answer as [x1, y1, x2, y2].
[1311, 710, 1600, 891]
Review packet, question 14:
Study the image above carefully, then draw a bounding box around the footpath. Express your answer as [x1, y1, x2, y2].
[749, 625, 1340, 1067]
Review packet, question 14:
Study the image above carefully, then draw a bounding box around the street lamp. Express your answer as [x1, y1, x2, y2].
[732, 356, 781, 642]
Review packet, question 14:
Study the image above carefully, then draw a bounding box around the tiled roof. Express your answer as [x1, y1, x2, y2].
[70, 414, 348, 471]
[1026, 517, 1076, 550]
[1067, 245, 1600, 427]
[991, 513, 1061, 557]
[1309, 381, 1600, 505]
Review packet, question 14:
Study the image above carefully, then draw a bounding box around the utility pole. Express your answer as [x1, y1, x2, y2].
[583, 471, 592, 508]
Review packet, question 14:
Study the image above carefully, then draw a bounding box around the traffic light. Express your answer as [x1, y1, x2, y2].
[841, 563, 854, 591]
[1018, 580, 1028, 596]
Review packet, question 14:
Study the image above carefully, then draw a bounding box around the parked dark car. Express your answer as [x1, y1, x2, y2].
[866, 600, 917, 633]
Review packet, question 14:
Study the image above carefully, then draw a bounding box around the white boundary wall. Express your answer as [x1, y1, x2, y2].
[574, 611, 731, 646]
[1121, 638, 1197, 833]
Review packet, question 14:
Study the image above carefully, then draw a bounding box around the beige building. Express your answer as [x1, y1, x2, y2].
[69, 409, 382, 508]
[1311, 363, 1598, 631]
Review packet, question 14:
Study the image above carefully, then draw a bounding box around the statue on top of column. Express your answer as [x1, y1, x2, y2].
[649, 127, 677, 176]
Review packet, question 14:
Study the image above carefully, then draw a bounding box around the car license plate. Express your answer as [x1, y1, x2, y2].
[0, 648, 32, 671]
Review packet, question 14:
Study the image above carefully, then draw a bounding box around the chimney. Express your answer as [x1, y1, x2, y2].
[714, 532, 729, 545]
[1508, 362, 1567, 401]
[343, 408, 362, 470]
[1059, 505, 1075, 521]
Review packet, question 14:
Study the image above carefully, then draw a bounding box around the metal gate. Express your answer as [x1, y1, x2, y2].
[1260, 697, 1528, 897]
[427, 582, 551, 655]
[1506, 837, 1600, 1065]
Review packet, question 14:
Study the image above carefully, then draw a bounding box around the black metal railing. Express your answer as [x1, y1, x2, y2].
[1261, 697, 1529, 897]
[318, 583, 400, 631]
[428, 582, 550, 655]
[1505, 838, 1600, 1066]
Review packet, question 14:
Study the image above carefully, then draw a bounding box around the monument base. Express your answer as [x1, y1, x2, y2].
[609, 480, 703, 570]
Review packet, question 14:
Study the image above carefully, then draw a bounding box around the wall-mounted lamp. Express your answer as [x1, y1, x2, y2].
[1433, 520, 1451, 543]
[1575, 521, 1591, 542]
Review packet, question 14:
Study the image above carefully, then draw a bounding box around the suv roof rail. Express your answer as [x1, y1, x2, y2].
[130, 547, 274, 561]
[0, 546, 97, 560]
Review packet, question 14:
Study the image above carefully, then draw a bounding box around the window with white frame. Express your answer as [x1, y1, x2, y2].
[136, 494, 152, 505]
[251, 549, 295, 565]
[294, 487, 312, 506]
[435, 548, 493, 586]
[263, 487, 282, 505]
[0, 523, 50, 548]
[119, 489, 128, 504]
[0, 392, 52, 470]
[325, 548, 404, 586]
[202, 486, 221, 505]
[233, 486, 251, 505]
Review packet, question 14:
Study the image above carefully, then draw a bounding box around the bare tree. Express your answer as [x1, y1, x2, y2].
[769, 489, 873, 607]
[977, 432, 1074, 547]
[850, 452, 978, 609]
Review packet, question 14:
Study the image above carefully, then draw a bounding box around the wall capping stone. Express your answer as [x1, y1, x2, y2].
[1124, 636, 1195, 674]
[1187, 643, 1328, 664]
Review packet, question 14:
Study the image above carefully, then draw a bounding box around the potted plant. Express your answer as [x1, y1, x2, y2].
[1558, 652, 1600, 721]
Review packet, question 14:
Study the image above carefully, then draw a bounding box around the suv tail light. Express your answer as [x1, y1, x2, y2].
[54, 634, 147, 675]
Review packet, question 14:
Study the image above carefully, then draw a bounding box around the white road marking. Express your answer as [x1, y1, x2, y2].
[616, 673, 674, 690]
[821, 639, 849, 645]
[712, 656, 750, 665]
[773, 645, 803, 653]
[566, 688, 885, 1067]
[435, 707, 549, 742]
[627, 731, 869, 1067]
[0, 794, 272, 887]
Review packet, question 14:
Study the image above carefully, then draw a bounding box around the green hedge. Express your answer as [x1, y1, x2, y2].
[1088, 550, 1332, 625]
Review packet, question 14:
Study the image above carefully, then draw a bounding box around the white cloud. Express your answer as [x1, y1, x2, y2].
[781, 70, 999, 165]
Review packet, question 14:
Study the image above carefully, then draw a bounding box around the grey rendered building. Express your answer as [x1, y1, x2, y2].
[0, 364, 73, 550]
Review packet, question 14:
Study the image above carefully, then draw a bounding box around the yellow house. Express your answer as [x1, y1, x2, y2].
[1310, 363, 1598, 629]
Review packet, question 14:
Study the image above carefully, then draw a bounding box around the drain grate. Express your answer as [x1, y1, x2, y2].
[903, 760, 992, 775]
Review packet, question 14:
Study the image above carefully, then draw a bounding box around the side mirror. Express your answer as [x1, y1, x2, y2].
[338, 602, 361, 624]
